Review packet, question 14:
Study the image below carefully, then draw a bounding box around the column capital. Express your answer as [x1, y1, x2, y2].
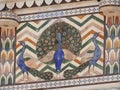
[99, 0, 120, 16]
[0, 10, 19, 27]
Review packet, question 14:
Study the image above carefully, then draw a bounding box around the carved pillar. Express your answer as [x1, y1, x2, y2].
[0, 10, 19, 85]
[99, 0, 120, 75]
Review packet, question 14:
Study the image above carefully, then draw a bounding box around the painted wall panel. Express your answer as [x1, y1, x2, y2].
[15, 13, 104, 84]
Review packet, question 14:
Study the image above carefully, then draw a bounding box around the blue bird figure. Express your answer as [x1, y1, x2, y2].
[63, 32, 101, 78]
[88, 32, 101, 73]
[17, 41, 30, 80]
[54, 32, 64, 72]
[17, 40, 53, 81]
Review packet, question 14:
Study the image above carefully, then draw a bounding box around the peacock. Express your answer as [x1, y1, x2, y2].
[17, 41, 53, 81]
[88, 32, 101, 72]
[64, 32, 101, 79]
[53, 32, 64, 72]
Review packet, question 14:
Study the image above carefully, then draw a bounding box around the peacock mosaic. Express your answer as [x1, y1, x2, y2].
[15, 13, 105, 83]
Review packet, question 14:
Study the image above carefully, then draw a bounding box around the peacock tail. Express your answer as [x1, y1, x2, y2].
[63, 61, 89, 79]
[36, 22, 82, 61]
[29, 68, 53, 81]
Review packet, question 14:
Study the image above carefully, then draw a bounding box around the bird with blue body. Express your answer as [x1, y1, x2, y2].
[17, 41, 30, 80]
[63, 32, 101, 78]
[17, 40, 53, 81]
[88, 32, 101, 73]
[54, 32, 64, 72]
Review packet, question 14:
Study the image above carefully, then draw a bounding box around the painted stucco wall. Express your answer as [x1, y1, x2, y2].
[0, 0, 120, 90]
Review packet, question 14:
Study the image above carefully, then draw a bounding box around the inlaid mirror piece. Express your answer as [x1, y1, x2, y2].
[15, 13, 104, 83]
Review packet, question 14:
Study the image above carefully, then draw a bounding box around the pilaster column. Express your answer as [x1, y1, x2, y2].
[99, 0, 120, 75]
[0, 10, 19, 85]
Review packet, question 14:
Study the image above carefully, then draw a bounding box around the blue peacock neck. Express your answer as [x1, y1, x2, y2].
[93, 38, 98, 48]
[57, 33, 62, 49]
[20, 45, 26, 57]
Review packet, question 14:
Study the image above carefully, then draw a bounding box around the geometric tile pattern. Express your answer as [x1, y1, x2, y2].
[16, 13, 104, 83]
[19, 6, 99, 21]
[99, 0, 120, 7]
[0, 75, 120, 90]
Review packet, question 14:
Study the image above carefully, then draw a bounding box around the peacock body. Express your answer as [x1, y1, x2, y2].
[17, 41, 53, 81]
[64, 32, 101, 79]
[53, 32, 64, 72]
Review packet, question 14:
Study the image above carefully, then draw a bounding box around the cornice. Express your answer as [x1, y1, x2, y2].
[0, 0, 96, 11]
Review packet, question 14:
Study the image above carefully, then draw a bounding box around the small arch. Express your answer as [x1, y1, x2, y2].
[109, 50, 115, 63]
[1, 50, 7, 62]
[8, 50, 14, 62]
[1, 76, 6, 85]
[113, 37, 119, 50]
[5, 38, 11, 51]
[7, 74, 13, 85]
[106, 64, 110, 75]
[4, 62, 10, 75]
[106, 37, 112, 50]
[113, 63, 119, 74]
[110, 25, 116, 40]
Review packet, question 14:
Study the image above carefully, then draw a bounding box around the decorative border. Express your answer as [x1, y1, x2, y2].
[0, 75, 120, 90]
[0, 0, 120, 22]
[0, 6, 99, 22]
[99, 0, 120, 7]
[0, 0, 82, 11]
[0, 11, 20, 21]
[19, 6, 99, 21]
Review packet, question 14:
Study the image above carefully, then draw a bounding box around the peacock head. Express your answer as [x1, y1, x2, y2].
[92, 32, 101, 39]
[19, 41, 26, 47]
